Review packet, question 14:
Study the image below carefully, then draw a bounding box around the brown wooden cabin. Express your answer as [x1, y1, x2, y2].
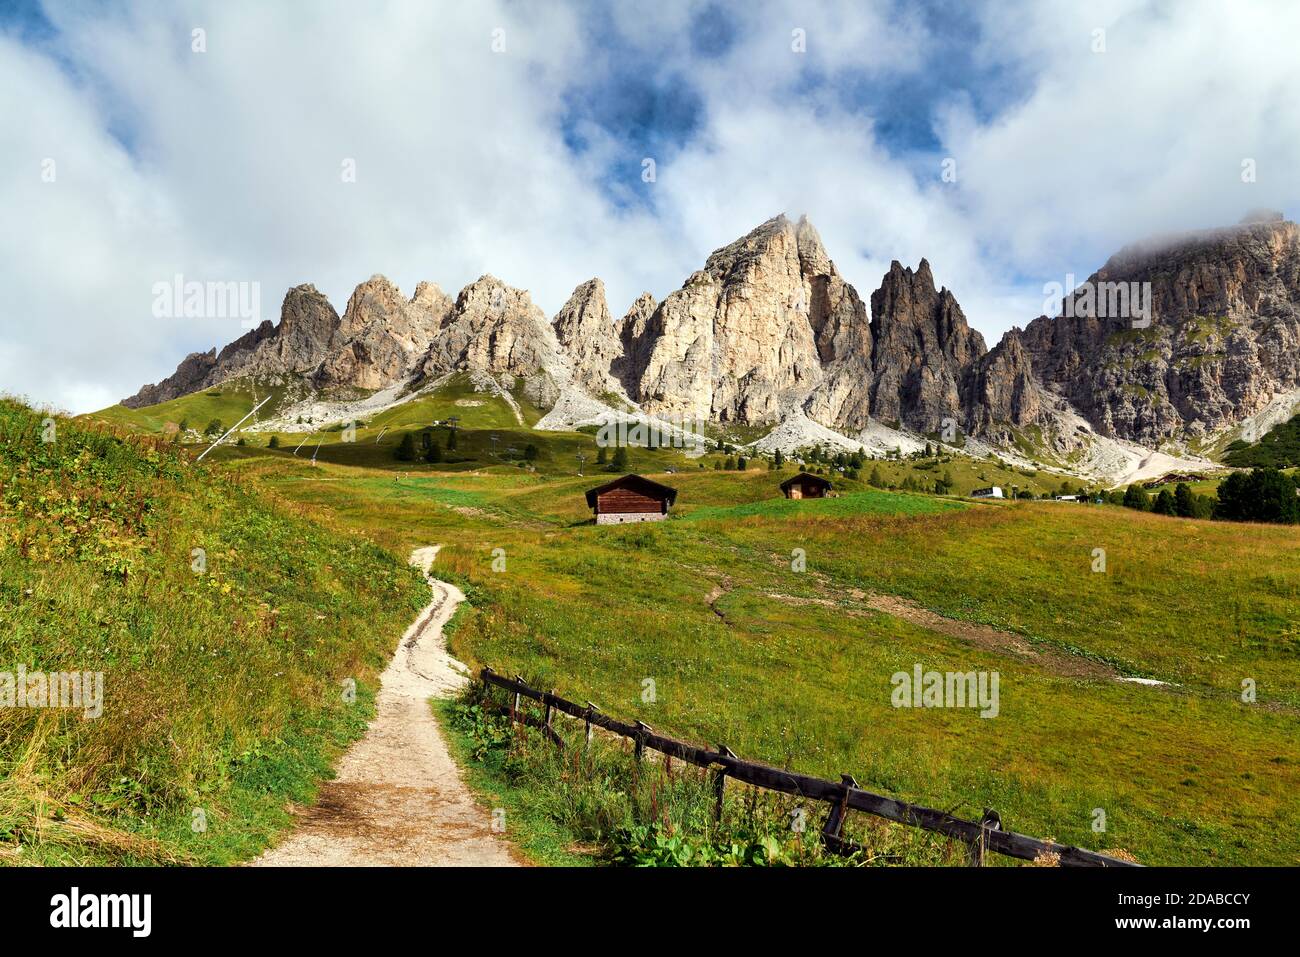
[780, 471, 833, 499]
[585, 474, 678, 524]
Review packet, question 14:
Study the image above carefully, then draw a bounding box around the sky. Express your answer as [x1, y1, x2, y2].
[2, 0, 1298, 414]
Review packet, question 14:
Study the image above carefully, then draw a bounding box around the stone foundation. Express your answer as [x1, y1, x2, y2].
[596, 512, 666, 524]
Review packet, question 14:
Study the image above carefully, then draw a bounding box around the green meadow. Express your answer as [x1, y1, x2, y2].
[0, 400, 427, 864]
[226, 434, 1299, 867]
[9, 398, 1299, 866]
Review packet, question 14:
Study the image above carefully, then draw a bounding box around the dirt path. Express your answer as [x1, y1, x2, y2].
[761, 580, 1118, 680]
[253, 546, 519, 867]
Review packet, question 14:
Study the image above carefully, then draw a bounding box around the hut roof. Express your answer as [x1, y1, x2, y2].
[584, 473, 679, 509]
[779, 471, 834, 492]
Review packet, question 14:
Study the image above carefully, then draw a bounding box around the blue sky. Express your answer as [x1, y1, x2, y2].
[2, 0, 1298, 412]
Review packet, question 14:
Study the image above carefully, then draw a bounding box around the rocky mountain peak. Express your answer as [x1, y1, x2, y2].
[552, 278, 624, 397]
[634, 213, 837, 424]
[416, 274, 569, 407]
[864, 259, 986, 432]
[411, 280, 454, 317]
[612, 292, 658, 397]
[1016, 216, 1300, 444]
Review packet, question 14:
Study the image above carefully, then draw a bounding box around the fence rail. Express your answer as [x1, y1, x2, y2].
[479, 667, 1139, 868]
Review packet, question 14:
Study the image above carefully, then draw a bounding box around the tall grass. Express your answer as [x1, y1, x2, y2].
[443, 684, 970, 866]
[0, 399, 428, 864]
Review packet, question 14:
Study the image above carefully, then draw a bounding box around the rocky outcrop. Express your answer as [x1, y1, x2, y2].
[1015, 218, 1300, 444]
[632, 214, 855, 424]
[861, 259, 985, 433]
[612, 292, 658, 397]
[123, 212, 1300, 461]
[415, 275, 570, 407]
[960, 331, 1046, 441]
[313, 276, 451, 391]
[122, 284, 340, 407]
[551, 278, 624, 398]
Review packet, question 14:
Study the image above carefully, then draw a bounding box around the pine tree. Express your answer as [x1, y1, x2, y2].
[611, 446, 629, 471]
[596, 446, 608, 465]
[395, 432, 417, 462]
[446, 427, 458, 450]
[425, 440, 442, 463]
[774, 448, 784, 468]
[869, 465, 884, 488]
[736, 456, 747, 471]
[268, 435, 280, 449]
[1122, 484, 1149, 510]
[1153, 488, 1177, 515]
[1174, 482, 1196, 517]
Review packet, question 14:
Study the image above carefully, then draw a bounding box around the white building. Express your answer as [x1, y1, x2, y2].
[971, 486, 1004, 499]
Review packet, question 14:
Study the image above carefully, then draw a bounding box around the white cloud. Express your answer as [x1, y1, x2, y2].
[1, 0, 1296, 412]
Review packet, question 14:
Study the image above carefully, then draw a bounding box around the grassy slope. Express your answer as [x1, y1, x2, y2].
[0, 399, 427, 864]
[85, 378, 296, 434]
[233, 450, 1300, 866]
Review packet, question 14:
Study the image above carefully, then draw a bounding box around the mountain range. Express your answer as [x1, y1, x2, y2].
[123, 209, 1300, 473]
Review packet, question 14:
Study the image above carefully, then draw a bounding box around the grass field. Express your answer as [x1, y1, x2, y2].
[0, 400, 428, 864]
[223, 446, 1300, 867]
[12, 390, 1299, 866]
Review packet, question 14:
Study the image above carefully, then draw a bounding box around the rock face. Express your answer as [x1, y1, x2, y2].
[960, 332, 1047, 441]
[313, 276, 451, 391]
[551, 279, 624, 398]
[122, 212, 1300, 461]
[628, 215, 864, 424]
[861, 259, 986, 432]
[612, 291, 658, 397]
[1015, 219, 1300, 444]
[122, 284, 340, 407]
[415, 275, 570, 407]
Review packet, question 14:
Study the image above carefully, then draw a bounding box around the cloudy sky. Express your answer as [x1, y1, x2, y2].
[3, 0, 1297, 413]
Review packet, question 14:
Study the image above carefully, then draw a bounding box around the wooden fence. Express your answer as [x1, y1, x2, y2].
[479, 667, 1139, 868]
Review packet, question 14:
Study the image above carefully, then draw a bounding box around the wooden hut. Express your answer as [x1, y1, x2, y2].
[780, 472, 833, 499]
[585, 474, 678, 524]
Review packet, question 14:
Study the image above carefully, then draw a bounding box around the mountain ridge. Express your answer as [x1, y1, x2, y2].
[121, 212, 1300, 468]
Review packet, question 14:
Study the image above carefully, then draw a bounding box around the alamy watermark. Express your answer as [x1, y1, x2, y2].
[1, 664, 104, 719]
[891, 664, 999, 718]
[1042, 274, 1151, 329]
[152, 274, 262, 329]
[595, 413, 707, 450]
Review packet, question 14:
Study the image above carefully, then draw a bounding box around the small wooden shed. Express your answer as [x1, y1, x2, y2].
[780, 472, 833, 499]
[585, 474, 678, 524]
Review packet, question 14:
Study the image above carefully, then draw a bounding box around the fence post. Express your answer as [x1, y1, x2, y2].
[481, 666, 494, 698]
[713, 745, 736, 823]
[822, 774, 858, 851]
[634, 721, 651, 763]
[583, 701, 599, 749]
[512, 674, 524, 722]
[544, 689, 555, 734]
[968, 808, 1001, 866]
